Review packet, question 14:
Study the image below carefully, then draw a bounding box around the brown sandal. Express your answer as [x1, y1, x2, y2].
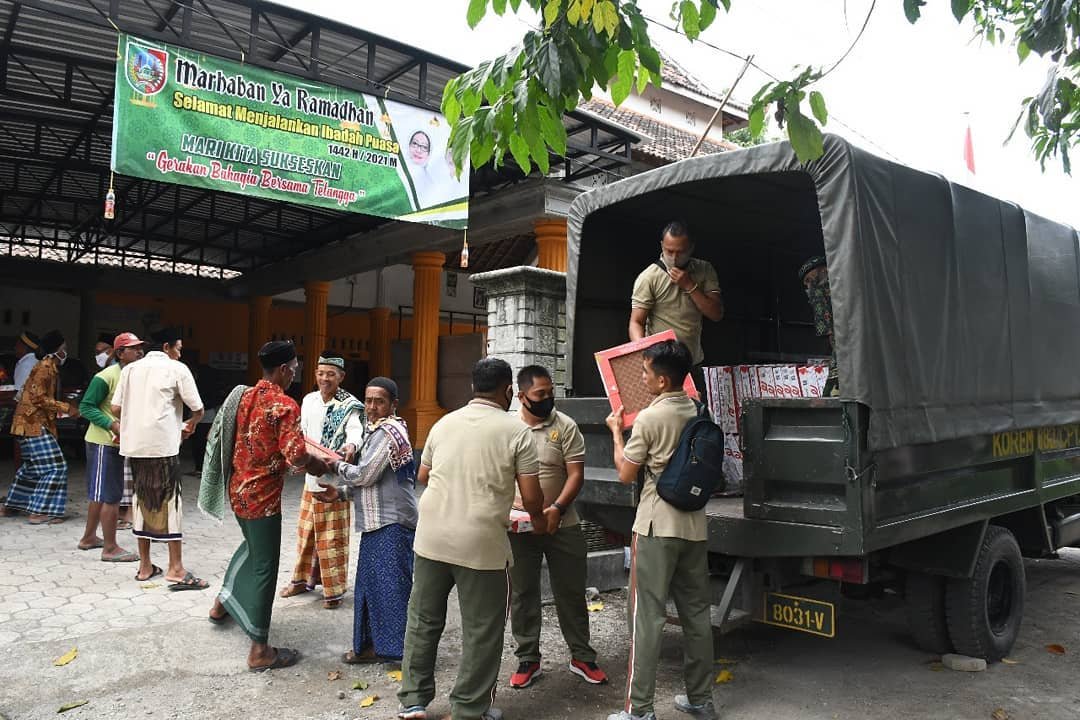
[279, 584, 309, 598]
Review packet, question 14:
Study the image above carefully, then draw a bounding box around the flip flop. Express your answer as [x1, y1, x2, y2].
[78, 540, 105, 550]
[342, 650, 395, 665]
[207, 611, 232, 626]
[167, 571, 209, 591]
[27, 516, 66, 525]
[117, 520, 133, 530]
[135, 564, 163, 582]
[102, 551, 139, 563]
[249, 647, 300, 673]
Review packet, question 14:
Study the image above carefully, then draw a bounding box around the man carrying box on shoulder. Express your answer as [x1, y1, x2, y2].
[604, 339, 717, 720]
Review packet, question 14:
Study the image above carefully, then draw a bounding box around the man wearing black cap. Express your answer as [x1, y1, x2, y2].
[112, 325, 206, 588]
[94, 333, 114, 370]
[209, 340, 330, 672]
[2, 330, 79, 523]
[798, 256, 838, 395]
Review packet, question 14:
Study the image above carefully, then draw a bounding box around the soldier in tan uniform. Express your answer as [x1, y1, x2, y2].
[507, 365, 609, 690]
[629, 220, 723, 371]
[605, 340, 717, 720]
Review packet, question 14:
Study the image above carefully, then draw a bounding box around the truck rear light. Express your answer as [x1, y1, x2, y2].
[804, 557, 868, 584]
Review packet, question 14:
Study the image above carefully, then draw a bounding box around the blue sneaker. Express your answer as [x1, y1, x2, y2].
[397, 705, 427, 720]
[675, 694, 718, 719]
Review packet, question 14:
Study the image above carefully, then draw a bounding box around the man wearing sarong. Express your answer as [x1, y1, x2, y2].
[78, 332, 144, 561]
[112, 326, 207, 589]
[2, 330, 78, 523]
[315, 377, 417, 665]
[281, 351, 364, 609]
[396, 358, 548, 720]
[208, 341, 329, 672]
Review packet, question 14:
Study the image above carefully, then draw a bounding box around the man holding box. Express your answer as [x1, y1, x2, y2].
[605, 339, 717, 720]
[629, 220, 723, 379]
[507, 365, 608, 690]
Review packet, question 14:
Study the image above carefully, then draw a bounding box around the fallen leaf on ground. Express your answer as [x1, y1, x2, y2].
[327, 670, 341, 681]
[715, 658, 737, 665]
[928, 662, 944, 671]
[1001, 658, 1020, 665]
[352, 680, 369, 690]
[715, 669, 733, 684]
[991, 708, 1009, 720]
[1046, 644, 1066, 655]
[140, 583, 161, 590]
[57, 700, 89, 713]
[587, 601, 605, 612]
[359, 695, 379, 708]
[387, 669, 403, 682]
[53, 648, 77, 667]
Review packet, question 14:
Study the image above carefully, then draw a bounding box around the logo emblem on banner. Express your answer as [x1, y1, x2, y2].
[125, 41, 168, 97]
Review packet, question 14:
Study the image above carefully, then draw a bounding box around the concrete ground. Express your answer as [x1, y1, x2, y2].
[1, 456, 1079, 720]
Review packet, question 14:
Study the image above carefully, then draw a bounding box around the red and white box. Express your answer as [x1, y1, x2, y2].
[509, 509, 534, 533]
[705, 367, 721, 423]
[797, 364, 829, 398]
[755, 366, 776, 399]
[717, 366, 738, 434]
[722, 433, 744, 495]
[595, 330, 700, 428]
[780, 365, 802, 399]
[747, 366, 761, 399]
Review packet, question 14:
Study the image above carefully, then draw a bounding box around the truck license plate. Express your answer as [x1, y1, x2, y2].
[762, 592, 835, 638]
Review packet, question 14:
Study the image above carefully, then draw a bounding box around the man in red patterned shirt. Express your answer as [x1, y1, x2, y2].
[208, 341, 329, 672]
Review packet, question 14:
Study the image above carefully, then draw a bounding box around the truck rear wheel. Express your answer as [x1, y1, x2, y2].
[945, 525, 1025, 661]
[905, 571, 952, 654]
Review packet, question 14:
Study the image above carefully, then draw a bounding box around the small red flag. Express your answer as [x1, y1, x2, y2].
[963, 124, 976, 174]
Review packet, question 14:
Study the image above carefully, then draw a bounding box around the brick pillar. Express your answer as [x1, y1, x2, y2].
[302, 281, 330, 392]
[402, 252, 446, 445]
[247, 295, 272, 384]
[369, 306, 392, 379]
[469, 266, 568, 396]
[534, 218, 568, 272]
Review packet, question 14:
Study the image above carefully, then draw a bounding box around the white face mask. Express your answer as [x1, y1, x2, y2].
[95, 352, 110, 368]
[54, 350, 68, 366]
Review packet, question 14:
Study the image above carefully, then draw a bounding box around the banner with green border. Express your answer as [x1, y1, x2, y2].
[111, 33, 468, 229]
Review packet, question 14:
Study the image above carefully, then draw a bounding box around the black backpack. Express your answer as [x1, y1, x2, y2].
[655, 402, 726, 511]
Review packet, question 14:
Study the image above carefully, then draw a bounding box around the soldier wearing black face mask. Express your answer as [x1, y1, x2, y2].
[506, 365, 609, 690]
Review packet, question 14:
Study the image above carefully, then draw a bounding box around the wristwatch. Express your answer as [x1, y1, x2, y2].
[551, 500, 568, 514]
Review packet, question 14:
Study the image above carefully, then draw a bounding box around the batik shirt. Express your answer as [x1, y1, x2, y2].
[11, 356, 70, 438]
[229, 379, 307, 520]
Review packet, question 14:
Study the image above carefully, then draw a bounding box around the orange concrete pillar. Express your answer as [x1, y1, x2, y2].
[534, 217, 568, 272]
[303, 280, 331, 392]
[402, 252, 446, 445]
[247, 295, 272, 384]
[369, 307, 392, 379]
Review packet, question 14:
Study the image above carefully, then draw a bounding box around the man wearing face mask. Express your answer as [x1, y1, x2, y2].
[798, 256, 839, 396]
[507, 365, 608, 691]
[1, 330, 80, 523]
[94, 334, 115, 370]
[629, 221, 724, 382]
[396, 358, 547, 720]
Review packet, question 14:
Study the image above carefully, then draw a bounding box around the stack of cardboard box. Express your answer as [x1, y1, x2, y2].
[703, 364, 830, 495]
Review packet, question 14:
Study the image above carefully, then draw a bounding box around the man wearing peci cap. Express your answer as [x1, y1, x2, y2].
[281, 351, 364, 609]
[2, 330, 79, 523]
[208, 341, 330, 672]
[112, 326, 207, 588]
[77, 332, 145, 561]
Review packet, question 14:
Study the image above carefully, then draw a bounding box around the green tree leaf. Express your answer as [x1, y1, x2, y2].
[1017, 39, 1031, 63]
[950, 0, 971, 22]
[509, 133, 532, 174]
[699, 0, 717, 31]
[538, 102, 568, 155]
[492, 0, 508, 13]
[680, 1, 701, 39]
[611, 49, 636, 106]
[567, 0, 581, 24]
[903, 0, 925, 23]
[467, 0, 489, 28]
[786, 107, 824, 163]
[809, 90, 828, 126]
[536, 40, 563, 98]
[638, 44, 661, 74]
[749, 104, 765, 137]
[544, 0, 560, 28]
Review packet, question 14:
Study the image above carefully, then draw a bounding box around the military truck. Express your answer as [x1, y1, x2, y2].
[559, 135, 1080, 661]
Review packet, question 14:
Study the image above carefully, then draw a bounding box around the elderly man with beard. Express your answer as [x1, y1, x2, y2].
[280, 351, 364, 609]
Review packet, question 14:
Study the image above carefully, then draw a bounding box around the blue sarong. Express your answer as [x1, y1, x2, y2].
[5, 434, 67, 516]
[354, 522, 414, 659]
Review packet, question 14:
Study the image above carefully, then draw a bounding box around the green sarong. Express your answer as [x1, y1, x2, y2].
[218, 514, 282, 643]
